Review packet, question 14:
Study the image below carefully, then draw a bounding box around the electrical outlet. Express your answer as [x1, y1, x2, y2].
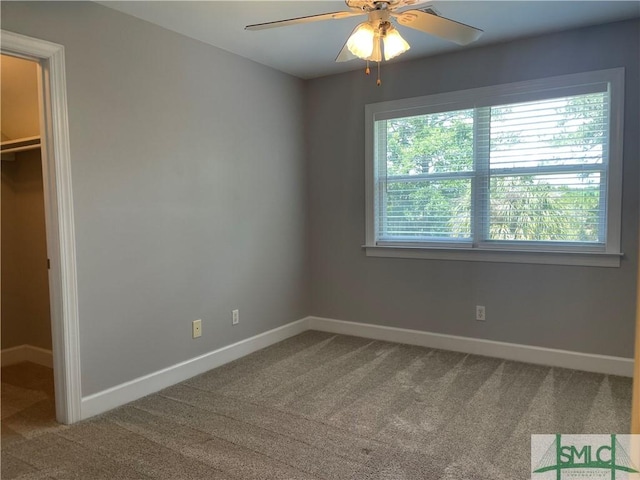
[476, 305, 486, 321]
[232, 309, 239, 325]
[192, 319, 202, 338]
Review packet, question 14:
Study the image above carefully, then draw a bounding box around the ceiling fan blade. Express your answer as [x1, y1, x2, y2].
[245, 11, 363, 31]
[389, 0, 436, 11]
[392, 10, 483, 45]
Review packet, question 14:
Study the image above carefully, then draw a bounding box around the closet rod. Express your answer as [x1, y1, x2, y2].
[1, 136, 41, 154]
[1, 144, 41, 154]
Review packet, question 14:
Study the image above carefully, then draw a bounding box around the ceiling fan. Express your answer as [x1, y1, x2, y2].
[245, 0, 483, 85]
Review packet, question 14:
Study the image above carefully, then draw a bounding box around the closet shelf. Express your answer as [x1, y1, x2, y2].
[1, 136, 41, 155]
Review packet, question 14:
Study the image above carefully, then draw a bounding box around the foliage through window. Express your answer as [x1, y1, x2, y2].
[365, 70, 623, 265]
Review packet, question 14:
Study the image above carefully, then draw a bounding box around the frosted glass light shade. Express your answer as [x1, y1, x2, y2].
[347, 23, 375, 59]
[383, 27, 410, 60]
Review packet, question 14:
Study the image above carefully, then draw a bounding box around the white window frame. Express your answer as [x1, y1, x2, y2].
[364, 68, 624, 267]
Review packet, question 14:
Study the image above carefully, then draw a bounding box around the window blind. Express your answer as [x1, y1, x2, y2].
[374, 90, 610, 247]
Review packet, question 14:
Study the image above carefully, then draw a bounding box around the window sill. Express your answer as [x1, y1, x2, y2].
[363, 245, 623, 267]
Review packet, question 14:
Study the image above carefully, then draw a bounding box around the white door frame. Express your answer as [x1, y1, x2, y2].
[1, 30, 82, 424]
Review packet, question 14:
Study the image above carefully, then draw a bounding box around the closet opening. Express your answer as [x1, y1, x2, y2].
[1, 53, 57, 435]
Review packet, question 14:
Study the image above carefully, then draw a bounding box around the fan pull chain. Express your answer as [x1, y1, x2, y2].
[362, 61, 381, 86]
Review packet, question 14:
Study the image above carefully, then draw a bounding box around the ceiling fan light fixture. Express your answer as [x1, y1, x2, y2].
[383, 26, 410, 60]
[346, 22, 375, 59]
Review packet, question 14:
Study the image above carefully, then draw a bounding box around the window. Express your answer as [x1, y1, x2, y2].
[364, 69, 624, 267]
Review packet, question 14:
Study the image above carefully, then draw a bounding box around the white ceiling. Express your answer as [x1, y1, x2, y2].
[99, 1, 640, 79]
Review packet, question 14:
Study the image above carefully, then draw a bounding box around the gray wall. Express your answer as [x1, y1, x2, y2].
[1, 150, 52, 351]
[1, 2, 308, 395]
[306, 20, 640, 358]
[1, 1, 637, 401]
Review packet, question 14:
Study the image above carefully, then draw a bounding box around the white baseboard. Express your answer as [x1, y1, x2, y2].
[307, 316, 634, 378]
[79, 314, 634, 421]
[1, 344, 53, 368]
[80, 318, 309, 420]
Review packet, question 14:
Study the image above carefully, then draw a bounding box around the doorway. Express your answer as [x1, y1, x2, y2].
[1, 30, 81, 425]
[1, 53, 57, 436]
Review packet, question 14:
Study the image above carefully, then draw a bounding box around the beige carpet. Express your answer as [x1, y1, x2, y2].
[1, 362, 58, 446]
[1, 331, 633, 479]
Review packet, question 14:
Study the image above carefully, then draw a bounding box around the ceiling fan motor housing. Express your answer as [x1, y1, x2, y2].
[368, 8, 392, 34]
[346, 0, 406, 11]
